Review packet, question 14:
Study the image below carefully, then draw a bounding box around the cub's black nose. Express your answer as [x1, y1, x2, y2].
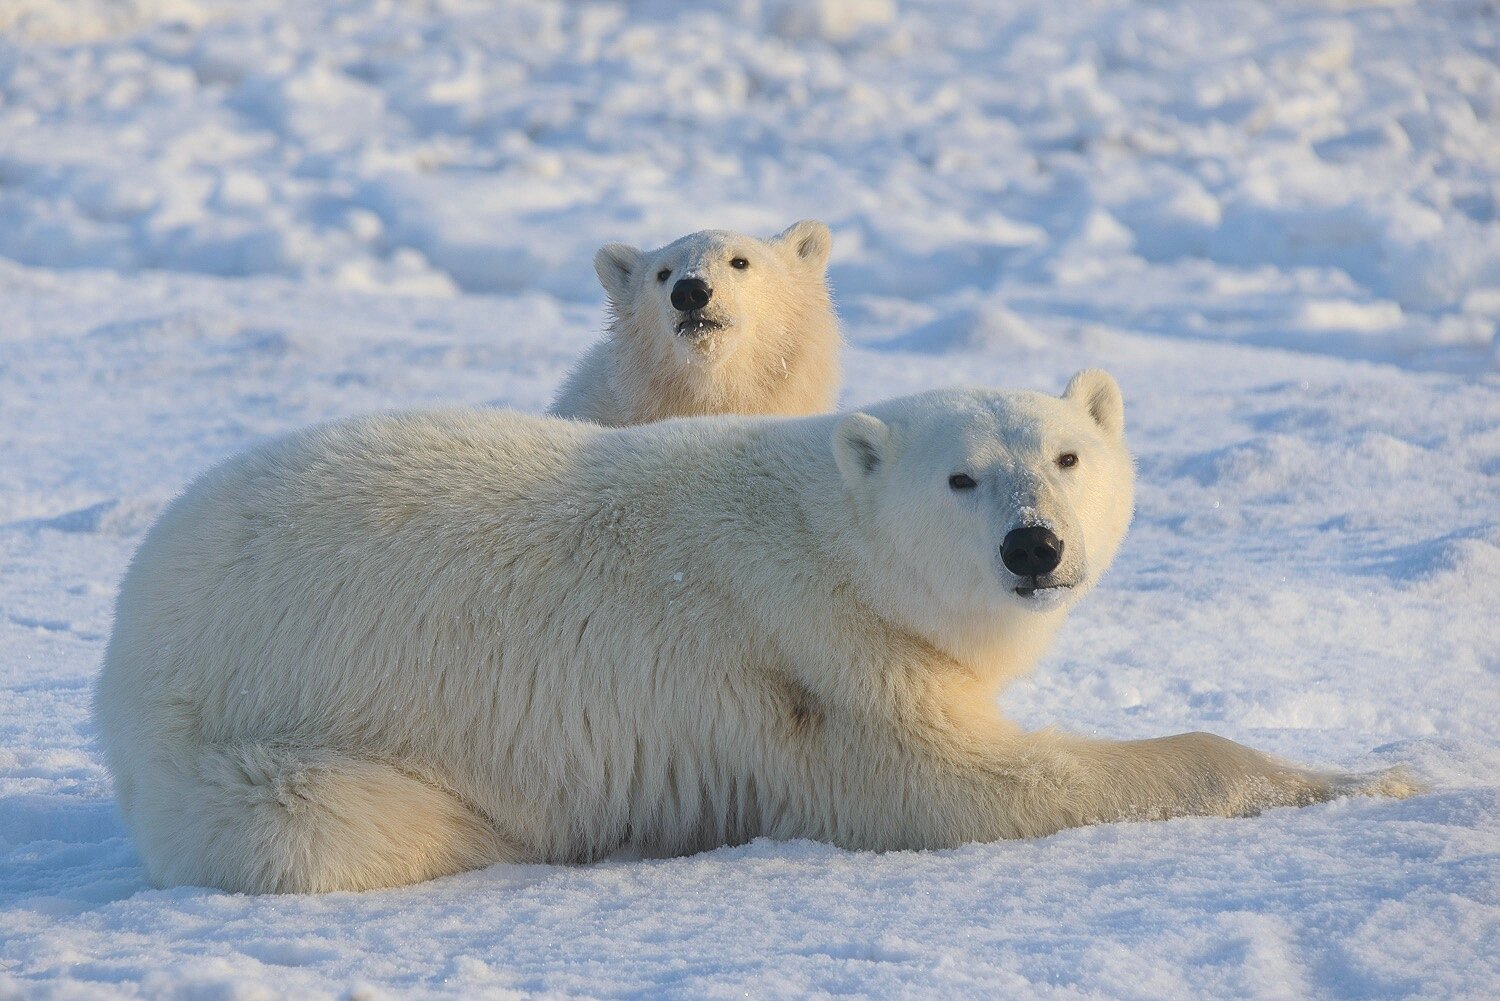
[1001, 526, 1063, 577]
[671, 277, 712, 312]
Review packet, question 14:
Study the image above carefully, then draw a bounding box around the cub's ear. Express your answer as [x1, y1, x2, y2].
[773, 220, 832, 274]
[1063, 368, 1125, 437]
[594, 243, 643, 304]
[833, 412, 889, 485]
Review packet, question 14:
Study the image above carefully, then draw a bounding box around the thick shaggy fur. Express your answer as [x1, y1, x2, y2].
[550, 221, 841, 425]
[95, 372, 1417, 893]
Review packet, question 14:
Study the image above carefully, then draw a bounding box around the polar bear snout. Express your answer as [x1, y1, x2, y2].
[1000, 525, 1063, 578]
[670, 277, 712, 312]
[670, 277, 726, 339]
[999, 522, 1085, 599]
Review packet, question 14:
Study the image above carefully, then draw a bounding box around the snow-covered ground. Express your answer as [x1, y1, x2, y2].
[2, 0, 1497, 997]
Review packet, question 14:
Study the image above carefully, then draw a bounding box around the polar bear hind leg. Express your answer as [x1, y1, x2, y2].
[135, 743, 509, 893]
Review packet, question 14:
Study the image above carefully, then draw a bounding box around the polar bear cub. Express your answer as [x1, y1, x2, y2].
[550, 220, 840, 425]
[95, 371, 1417, 894]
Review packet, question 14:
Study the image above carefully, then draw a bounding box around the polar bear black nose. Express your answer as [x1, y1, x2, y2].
[671, 277, 712, 312]
[1001, 526, 1063, 577]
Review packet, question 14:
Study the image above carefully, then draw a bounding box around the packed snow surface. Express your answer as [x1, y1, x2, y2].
[1, 0, 1497, 998]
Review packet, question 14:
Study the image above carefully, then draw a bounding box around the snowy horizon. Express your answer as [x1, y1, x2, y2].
[1, 0, 1496, 998]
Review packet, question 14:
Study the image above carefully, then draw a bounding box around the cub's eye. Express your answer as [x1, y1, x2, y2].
[730, 257, 749, 269]
[1057, 453, 1079, 468]
[657, 269, 671, 282]
[948, 473, 977, 491]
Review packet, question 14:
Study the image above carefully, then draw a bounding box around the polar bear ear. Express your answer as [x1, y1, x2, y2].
[594, 243, 643, 304]
[833, 412, 889, 484]
[1063, 369, 1125, 437]
[773, 220, 832, 274]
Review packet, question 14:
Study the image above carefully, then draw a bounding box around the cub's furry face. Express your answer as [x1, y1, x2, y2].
[594, 221, 832, 366]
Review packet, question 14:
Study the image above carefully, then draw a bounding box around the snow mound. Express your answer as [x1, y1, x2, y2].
[0, 0, 1492, 373]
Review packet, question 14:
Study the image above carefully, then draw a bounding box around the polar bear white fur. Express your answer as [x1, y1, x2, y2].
[549, 221, 840, 425]
[95, 371, 1417, 893]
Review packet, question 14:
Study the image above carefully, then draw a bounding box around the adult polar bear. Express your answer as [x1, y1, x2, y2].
[550, 220, 840, 425]
[95, 372, 1415, 893]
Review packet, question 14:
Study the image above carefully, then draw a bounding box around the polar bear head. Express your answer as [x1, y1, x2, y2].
[594, 221, 834, 368]
[831, 371, 1135, 659]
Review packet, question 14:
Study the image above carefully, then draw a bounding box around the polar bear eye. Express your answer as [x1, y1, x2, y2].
[657, 269, 671, 282]
[730, 257, 749, 269]
[1057, 453, 1078, 468]
[948, 473, 977, 491]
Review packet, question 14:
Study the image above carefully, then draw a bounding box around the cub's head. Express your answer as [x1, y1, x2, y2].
[832, 371, 1135, 630]
[594, 221, 833, 365]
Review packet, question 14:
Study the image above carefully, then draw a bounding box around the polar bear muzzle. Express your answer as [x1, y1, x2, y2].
[1000, 525, 1063, 578]
[670, 278, 726, 340]
[1002, 524, 1084, 598]
[670, 277, 712, 312]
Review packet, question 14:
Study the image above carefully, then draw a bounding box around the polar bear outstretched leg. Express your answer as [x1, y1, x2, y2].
[961, 731, 1423, 840]
[132, 744, 510, 894]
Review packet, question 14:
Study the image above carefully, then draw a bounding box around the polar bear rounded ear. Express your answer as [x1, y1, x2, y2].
[594, 243, 643, 304]
[1063, 369, 1125, 437]
[773, 220, 832, 274]
[833, 412, 889, 485]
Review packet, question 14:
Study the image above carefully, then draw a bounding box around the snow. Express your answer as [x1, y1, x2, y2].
[1, 0, 1496, 998]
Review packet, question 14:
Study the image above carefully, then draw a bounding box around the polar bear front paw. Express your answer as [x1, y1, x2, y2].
[1159, 733, 1422, 817]
[1329, 765, 1427, 800]
[1245, 761, 1426, 816]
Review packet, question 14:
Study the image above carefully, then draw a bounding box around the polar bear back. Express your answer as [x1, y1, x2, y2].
[97, 408, 855, 861]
